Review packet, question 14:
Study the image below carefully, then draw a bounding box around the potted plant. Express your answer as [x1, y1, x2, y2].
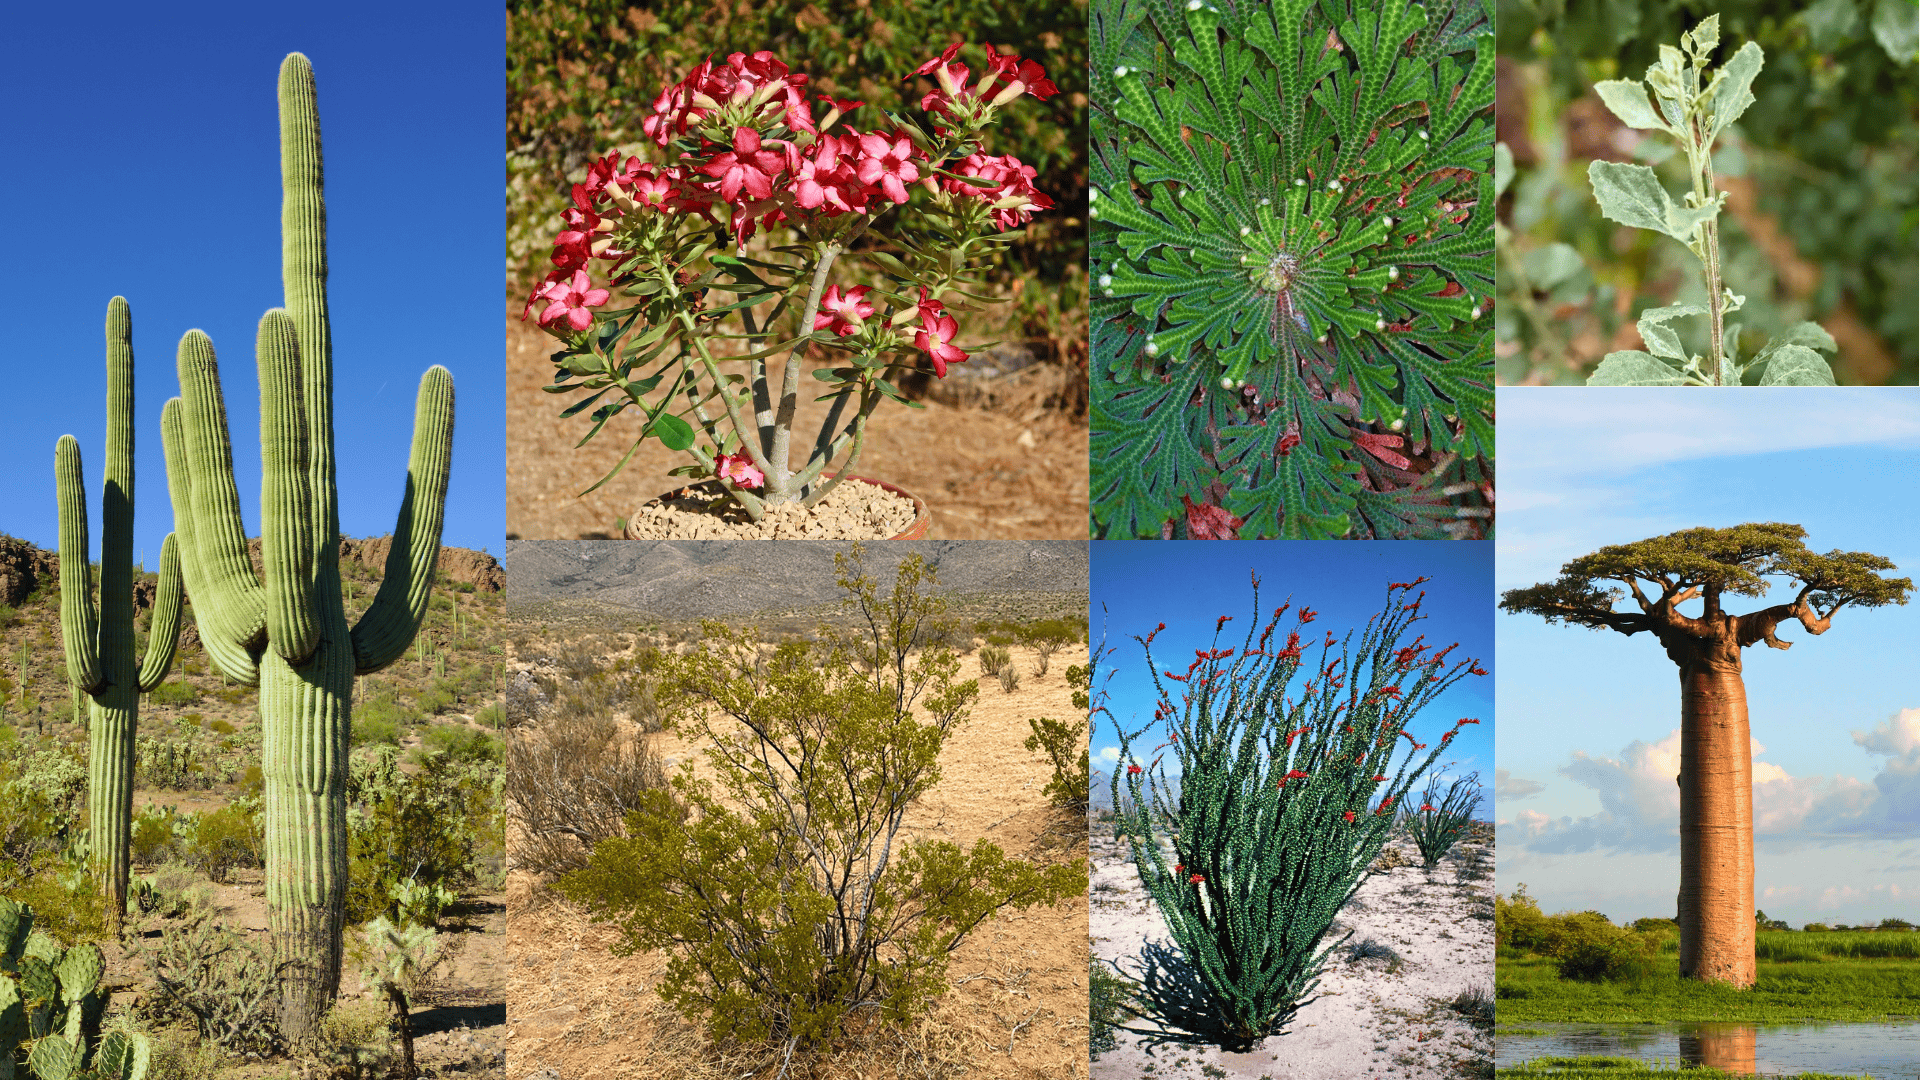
[524, 44, 1058, 537]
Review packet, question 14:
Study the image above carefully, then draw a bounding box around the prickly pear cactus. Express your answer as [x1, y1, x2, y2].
[0, 899, 149, 1079]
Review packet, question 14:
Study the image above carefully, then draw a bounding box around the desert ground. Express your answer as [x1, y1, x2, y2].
[1089, 820, 1496, 1079]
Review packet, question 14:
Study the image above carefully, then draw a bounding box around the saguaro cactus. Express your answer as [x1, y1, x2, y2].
[54, 296, 185, 936]
[160, 53, 455, 1039]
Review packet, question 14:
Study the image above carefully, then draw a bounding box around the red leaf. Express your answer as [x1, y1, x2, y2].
[1181, 495, 1244, 539]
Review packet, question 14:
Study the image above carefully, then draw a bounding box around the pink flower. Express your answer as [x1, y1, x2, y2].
[909, 43, 965, 78]
[699, 127, 784, 205]
[714, 451, 765, 489]
[856, 132, 920, 204]
[534, 270, 610, 332]
[814, 284, 874, 337]
[981, 47, 1060, 105]
[912, 290, 968, 377]
[792, 134, 866, 214]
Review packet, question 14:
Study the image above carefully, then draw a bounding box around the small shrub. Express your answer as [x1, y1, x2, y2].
[136, 738, 207, 791]
[415, 680, 457, 716]
[207, 718, 236, 735]
[998, 665, 1021, 693]
[134, 910, 283, 1057]
[1546, 912, 1660, 982]
[1803, 922, 1832, 933]
[1450, 985, 1494, 1027]
[473, 702, 505, 730]
[507, 708, 668, 875]
[1495, 885, 1554, 956]
[149, 680, 201, 707]
[978, 645, 1011, 676]
[350, 714, 402, 748]
[187, 803, 263, 884]
[131, 804, 184, 867]
[421, 723, 502, 765]
[1025, 660, 1091, 813]
[1017, 618, 1083, 678]
[357, 691, 419, 731]
[1347, 938, 1402, 970]
[1090, 960, 1138, 1059]
[346, 749, 500, 925]
[296, 997, 393, 1080]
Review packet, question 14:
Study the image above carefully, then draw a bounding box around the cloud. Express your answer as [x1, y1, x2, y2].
[1496, 769, 1545, 800]
[1504, 730, 1879, 854]
[1095, 745, 1120, 766]
[1836, 709, 1920, 833]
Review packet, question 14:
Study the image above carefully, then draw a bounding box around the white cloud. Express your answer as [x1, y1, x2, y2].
[1095, 745, 1120, 766]
[1496, 768, 1545, 800]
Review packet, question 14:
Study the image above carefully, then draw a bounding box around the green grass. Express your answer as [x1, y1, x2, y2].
[1496, 1056, 1867, 1079]
[1497, 955, 1920, 1023]
[1756, 930, 1920, 962]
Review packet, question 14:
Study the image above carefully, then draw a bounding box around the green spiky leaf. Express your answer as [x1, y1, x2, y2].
[1090, 0, 1494, 538]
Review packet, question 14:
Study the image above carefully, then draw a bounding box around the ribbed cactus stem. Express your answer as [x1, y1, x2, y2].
[55, 297, 185, 935]
[160, 54, 455, 1042]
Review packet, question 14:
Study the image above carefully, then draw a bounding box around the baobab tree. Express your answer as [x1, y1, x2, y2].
[1500, 523, 1910, 987]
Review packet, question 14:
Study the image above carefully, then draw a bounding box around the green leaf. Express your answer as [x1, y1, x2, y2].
[1705, 42, 1765, 144]
[1594, 78, 1670, 131]
[1522, 243, 1586, 291]
[1588, 350, 1688, 386]
[1633, 304, 1707, 362]
[647, 412, 697, 451]
[1873, 0, 1919, 64]
[1756, 345, 1837, 386]
[1803, 0, 1862, 52]
[1588, 160, 1674, 235]
[1494, 142, 1515, 200]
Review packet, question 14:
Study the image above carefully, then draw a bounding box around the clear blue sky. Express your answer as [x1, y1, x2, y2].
[1090, 542, 1494, 814]
[1497, 388, 1920, 927]
[0, 4, 504, 559]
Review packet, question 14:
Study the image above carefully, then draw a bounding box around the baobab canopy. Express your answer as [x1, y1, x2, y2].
[1500, 521, 1910, 988]
[1498, 522, 1911, 648]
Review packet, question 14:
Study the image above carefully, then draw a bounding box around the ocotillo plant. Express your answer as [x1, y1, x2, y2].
[1113, 574, 1486, 1047]
[1407, 770, 1481, 868]
[55, 296, 184, 935]
[160, 54, 455, 1040]
[1501, 523, 1910, 986]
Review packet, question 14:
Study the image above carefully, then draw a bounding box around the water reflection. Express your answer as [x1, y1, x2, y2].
[1497, 1021, 1920, 1079]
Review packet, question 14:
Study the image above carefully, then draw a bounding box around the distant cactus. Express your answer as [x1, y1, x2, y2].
[159, 54, 455, 1040]
[55, 297, 185, 935]
[0, 896, 151, 1079]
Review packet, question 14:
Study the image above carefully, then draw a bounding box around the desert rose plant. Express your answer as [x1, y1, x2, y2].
[1113, 574, 1487, 1047]
[1585, 15, 1838, 386]
[526, 46, 1058, 516]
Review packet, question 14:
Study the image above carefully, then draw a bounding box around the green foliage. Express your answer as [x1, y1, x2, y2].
[345, 750, 501, 926]
[1756, 929, 1920, 960]
[1025, 716, 1091, 811]
[1090, 0, 1495, 538]
[1089, 960, 1139, 1059]
[1497, 0, 1917, 385]
[506, 0, 1086, 290]
[144, 682, 197, 708]
[558, 550, 1084, 1045]
[1407, 770, 1482, 868]
[132, 739, 205, 792]
[128, 807, 182, 868]
[419, 724, 501, 766]
[185, 803, 263, 885]
[1497, 1056, 1869, 1079]
[1496, 951, 1920, 1024]
[1497, 888, 1664, 981]
[1113, 575, 1487, 1046]
[997, 664, 1022, 693]
[977, 645, 1012, 676]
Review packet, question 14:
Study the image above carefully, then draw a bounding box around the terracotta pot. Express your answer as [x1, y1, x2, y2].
[625, 473, 930, 540]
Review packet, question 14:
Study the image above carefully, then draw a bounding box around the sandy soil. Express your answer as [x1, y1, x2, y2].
[1089, 826, 1495, 1079]
[507, 316, 1089, 542]
[505, 641, 1091, 1080]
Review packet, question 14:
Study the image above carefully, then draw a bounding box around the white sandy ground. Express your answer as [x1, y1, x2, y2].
[1089, 825, 1495, 1079]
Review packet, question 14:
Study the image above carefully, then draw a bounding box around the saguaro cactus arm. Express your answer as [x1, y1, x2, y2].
[350, 366, 455, 674]
[136, 534, 185, 693]
[54, 435, 103, 694]
[257, 310, 320, 665]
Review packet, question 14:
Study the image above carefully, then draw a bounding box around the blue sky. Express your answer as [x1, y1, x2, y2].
[1090, 542, 1494, 814]
[1497, 388, 1920, 927]
[0, 4, 503, 560]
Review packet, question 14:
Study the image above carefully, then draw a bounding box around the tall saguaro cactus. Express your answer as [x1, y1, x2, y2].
[55, 296, 186, 936]
[160, 53, 455, 1039]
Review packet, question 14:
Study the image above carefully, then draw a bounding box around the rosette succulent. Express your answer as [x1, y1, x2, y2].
[1090, 0, 1495, 538]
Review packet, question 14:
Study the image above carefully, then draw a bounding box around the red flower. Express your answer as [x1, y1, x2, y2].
[912, 290, 969, 377]
[908, 42, 965, 78]
[1470, 665, 1489, 677]
[814, 284, 874, 336]
[1299, 608, 1317, 624]
[1216, 615, 1233, 629]
[699, 127, 785, 205]
[1420, 803, 1435, 812]
[1455, 718, 1481, 726]
[982, 46, 1060, 104]
[1127, 764, 1143, 775]
[1371, 775, 1387, 782]
[944, 152, 1052, 230]
[714, 451, 765, 489]
[1189, 873, 1205, 885]
[792, 134, 867, 214]
[533, 269, 610, 332]
[1343, 811, 1356, 823]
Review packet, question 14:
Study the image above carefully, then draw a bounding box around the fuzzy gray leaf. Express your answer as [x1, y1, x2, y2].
[1588, 350, 1688, 386]
[1707, 42, 1765, 143]
[1756, 345, 1837, 386]
[1873, 0, 1919, 63]
[1588, 160, 1672, 235]
[1595, 79, 1670, 131]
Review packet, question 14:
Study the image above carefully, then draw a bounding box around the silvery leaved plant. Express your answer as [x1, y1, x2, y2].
[525, 46, 1057, 517]
[1586, 14, 1839, 387]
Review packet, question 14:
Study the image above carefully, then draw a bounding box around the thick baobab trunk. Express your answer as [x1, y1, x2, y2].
[1674, 646, 1755, 987]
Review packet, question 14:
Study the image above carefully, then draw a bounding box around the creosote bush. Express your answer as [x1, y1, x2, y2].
[1024, 658, 1097, 812]
[558, 549, 1085, 1046]
[1114, 573, 1488, 1047]
[507, 706, 671, 876]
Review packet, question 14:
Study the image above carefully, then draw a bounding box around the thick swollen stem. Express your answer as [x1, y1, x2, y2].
[796, 384, 888, 503]
[86, 695, 135, 931]
[1676, 657, 1755, 987]
[767, 242, 845, 499]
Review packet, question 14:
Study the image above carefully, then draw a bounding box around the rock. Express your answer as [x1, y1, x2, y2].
[0, 535, 56, 608]
[243, 536, 504, 592]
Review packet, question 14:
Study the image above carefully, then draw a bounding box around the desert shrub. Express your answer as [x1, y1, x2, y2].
[473, 702, 505, 730]
[998, 665, 1022, 693]
[134, 910, 283, 1057]
[357, 690, 420, 732]
[350, 714, 402, 748]
[0, 749, 85, 878]
[131, 860, 214, 922]
[149, 680, 200, 707]
[136, 737, 208, 791]
[415, 680, 457, 716]
[977, 645, 1012, 676]
[1496, 885, 1555, 956]
[1803, 922, 1832, 933]
[558, 549, 1085, 1046]
[1090, 960, 1138, 1059]
[507, 709, 669, 876]
[141, 1025, 231, 1080]
[6, 849, 106, 943]
[186, 802, 263, 884]
[346, 749, 502, 925]
[1017, 618, 1083, 678]
[131, 804, 185, 867]
[207, 718, 235, 735]
[359, 916, 448, 1079]
[294, 997, 393, 1080]
[1025, 716, 1090, 812]
[420, 723, 502, 765]
[1347, 938, 1402, 970]
[1450, 985, 1495, 1027]
[1408, 771, 1484, 868]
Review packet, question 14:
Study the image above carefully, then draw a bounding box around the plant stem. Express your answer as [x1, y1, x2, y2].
[1691, 115, 1726, 385]
[678, 313, 771, 521]
[768, 242, 845, 500]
